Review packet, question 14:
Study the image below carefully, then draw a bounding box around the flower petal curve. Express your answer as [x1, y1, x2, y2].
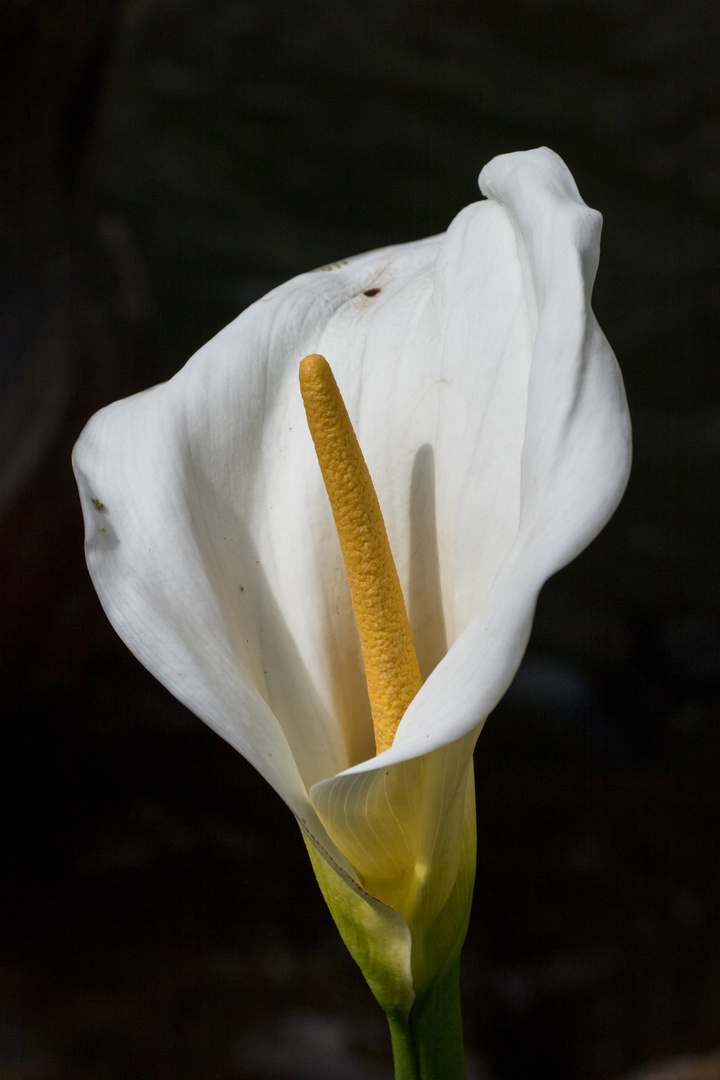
[74, 147, 630, 954]
[306, 148, 630, 960]
[328, 146, 631, 773]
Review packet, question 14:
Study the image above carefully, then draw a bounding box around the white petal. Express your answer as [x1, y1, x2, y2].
[309, 149, 630, 919]
[74, 147, 630, 913]
[74, 390, 327, 830]
[73, 233, 446, 880]
[343, 147, 631, 772]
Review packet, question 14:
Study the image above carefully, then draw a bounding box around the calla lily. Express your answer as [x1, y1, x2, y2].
[73, 147, 631, 1073]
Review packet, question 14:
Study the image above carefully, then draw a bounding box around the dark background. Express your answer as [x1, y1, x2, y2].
[2, 1, 719, 1078]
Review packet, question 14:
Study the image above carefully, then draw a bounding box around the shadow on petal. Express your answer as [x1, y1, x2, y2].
[409, 443, 447, 681]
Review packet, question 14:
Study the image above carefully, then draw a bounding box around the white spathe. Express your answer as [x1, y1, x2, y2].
[73, 147, 631, 1005]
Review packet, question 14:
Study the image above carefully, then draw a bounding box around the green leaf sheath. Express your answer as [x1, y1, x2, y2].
[302, 833, 416, 1018]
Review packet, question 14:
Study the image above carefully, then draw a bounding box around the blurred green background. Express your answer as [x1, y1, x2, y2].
[2, 1, 719, 1078]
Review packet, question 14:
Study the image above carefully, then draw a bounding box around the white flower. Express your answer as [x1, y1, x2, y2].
[73, 147, 631, 1015]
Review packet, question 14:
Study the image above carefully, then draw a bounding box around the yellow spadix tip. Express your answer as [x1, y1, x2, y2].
[299, 353, 422, 755]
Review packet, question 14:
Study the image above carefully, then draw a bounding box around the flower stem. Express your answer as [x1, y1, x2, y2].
[387, 959, 466, 1080]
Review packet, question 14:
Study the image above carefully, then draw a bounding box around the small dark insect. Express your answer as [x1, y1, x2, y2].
[363, 288, 381, 297]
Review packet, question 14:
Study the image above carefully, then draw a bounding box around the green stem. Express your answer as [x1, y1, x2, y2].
[387, 959, 466, 1080]
[387, 1012, 421, 1080]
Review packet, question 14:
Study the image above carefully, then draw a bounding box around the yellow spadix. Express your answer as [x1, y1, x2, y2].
[299, 353, 422, 755]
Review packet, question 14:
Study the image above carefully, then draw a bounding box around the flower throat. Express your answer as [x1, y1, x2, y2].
[299, 354, 422, 755]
